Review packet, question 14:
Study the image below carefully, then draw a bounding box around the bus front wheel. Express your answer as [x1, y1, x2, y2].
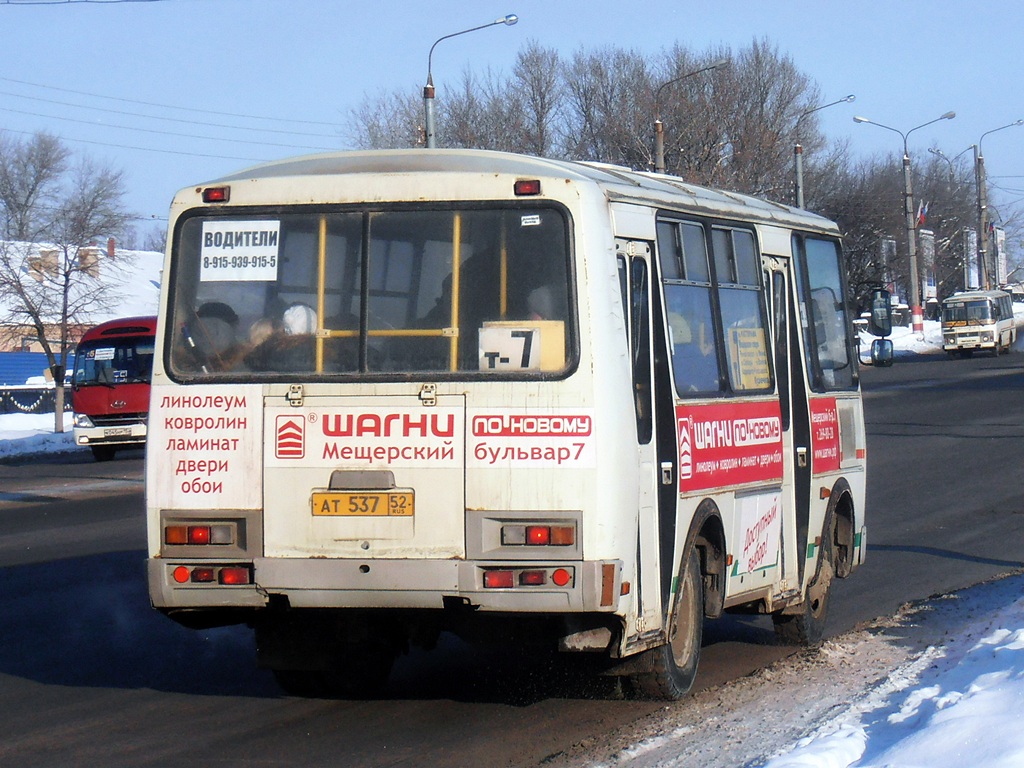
[773, 531, 833, 646]
[627, 547, 703, 700]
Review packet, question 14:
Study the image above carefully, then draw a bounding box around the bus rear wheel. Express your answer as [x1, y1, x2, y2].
[773, 532, 833, 646]
[627, 547, 703, 700]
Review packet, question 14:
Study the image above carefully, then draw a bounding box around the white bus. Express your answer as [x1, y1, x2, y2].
[941, 289, 1016, 357]
[146, 149, 869, 699]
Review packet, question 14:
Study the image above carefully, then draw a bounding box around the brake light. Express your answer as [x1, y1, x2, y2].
[202, 185, 230, 203]
[188, 526, 211, 545]
[219, 567, 251, 585]
[169, 564, 252, 586]
[514, 179, 541, 196]
[526, 526, 550, 545]
[482, 566, 574, 589]
[483, 570, 515, 589]
[519, 570, 547, 586]
[501, 523, 575, 547]
[164, 523, 234, 546]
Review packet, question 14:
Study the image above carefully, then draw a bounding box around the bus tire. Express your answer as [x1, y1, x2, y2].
[773, 527, 833, 646]
[627, 546, 703, 700]
[91, 445, 116, 462]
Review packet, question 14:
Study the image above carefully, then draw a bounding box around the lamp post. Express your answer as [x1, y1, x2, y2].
[929, 145, 974, 291]
[975, 120, 1023, 288]
[853, 111, 955, 334]
[652, 58, 729, 174]
[928, 145, 973, 190]
[423, 14, 518, 149]
[793, 94, 855, 208]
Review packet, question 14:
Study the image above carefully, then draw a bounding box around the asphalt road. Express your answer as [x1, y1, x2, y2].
[1, 350, 1022, 767]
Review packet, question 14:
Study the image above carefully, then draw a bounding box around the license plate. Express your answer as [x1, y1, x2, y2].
[311, 491, 414, 517]
[104, 427, 132, 437]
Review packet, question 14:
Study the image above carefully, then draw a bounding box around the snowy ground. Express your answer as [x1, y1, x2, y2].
[2, 318, 1023, 767]
[0, 410, 77, 460]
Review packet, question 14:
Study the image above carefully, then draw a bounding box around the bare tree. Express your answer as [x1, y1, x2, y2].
[0, 132, 70, 241]
[346, 89, 423, 149]
[510, 42, 562, 156]
[0, 133, 132, 431]
[713, 40, 821, 198]
[562, 47, 655, 167]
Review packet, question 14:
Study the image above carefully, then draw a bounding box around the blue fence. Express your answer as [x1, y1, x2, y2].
[0, 386, 72, 415]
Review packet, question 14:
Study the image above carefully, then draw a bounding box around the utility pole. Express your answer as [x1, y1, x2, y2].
[975, 144, 989, 289]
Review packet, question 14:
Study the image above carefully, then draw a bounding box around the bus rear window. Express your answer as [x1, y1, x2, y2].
[168, 207, 573, 378]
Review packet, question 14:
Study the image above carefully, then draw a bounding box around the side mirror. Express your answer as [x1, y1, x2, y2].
[871, 338, 894, 367]
[867, 289, 893, 337]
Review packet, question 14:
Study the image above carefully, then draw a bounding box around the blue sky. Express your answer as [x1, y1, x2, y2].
[2, 0, 1023, 242]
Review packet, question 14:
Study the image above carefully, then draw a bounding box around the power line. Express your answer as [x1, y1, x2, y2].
[0, 126, 267, 163]
[0, 88, 341, 139]
[1, 0, 169, 5]
[0, 105, 338, 151]
[0, 75, 339, 127]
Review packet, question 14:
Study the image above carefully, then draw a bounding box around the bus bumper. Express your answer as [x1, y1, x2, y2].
[74, 422, 147, 447]
[148, 557, 623, 615]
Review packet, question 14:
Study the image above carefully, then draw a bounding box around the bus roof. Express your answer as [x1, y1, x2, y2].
[942, 289, 1009, 304]
[80, 315, 158, 343]
[196, 149, 839, 235]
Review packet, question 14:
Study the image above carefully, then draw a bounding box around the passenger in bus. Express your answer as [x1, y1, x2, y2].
[527, 285, 558, 320]
[668, 307, 719, 392]
[182, 301, 242, 372]
[244, 303, 319, 372]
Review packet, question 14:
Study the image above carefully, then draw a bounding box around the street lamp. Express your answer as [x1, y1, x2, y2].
[928, 145, 975, 291]
[928, 145, 973, 190]
[423, 14, 519, 149]
[652, 58, 729, 174]
[975, 119, 1023, 288]
[793, 94, 855, 208]
[853, 111, 955, 334]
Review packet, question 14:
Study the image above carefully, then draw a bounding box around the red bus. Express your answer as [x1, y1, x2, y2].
[71, 316, 156, 461]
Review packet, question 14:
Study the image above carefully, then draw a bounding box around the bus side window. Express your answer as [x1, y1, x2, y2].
[629, 258, 653, 445]
[657, 220, 722, 396]
[771, 271, 791, 431]
[713, 228, 771, 392]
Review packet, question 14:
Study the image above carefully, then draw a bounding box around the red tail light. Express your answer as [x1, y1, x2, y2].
[552, 568, 572, 587]
[519, 570, 547, 586]
[188, 526, 211, 545]
[526, 526, 550, 545]
[483, 570, 515, 589]
[202, 186, 230, 203]
[219, 567, 251, 585]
